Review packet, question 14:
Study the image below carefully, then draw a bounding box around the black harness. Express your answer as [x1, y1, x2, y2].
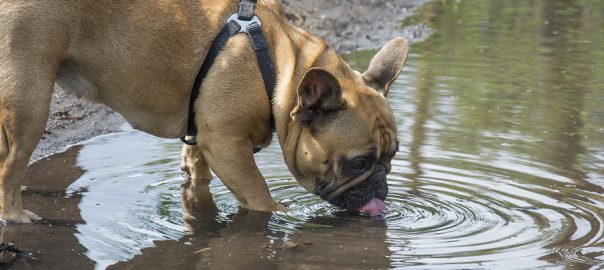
[181, 0, 276, 149]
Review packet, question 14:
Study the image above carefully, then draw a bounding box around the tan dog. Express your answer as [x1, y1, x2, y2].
[0, 0, 408, 223]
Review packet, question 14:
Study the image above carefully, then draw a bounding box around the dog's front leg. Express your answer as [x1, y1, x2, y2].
[0, 75, 51, 224]
[197, 136, 286, 212]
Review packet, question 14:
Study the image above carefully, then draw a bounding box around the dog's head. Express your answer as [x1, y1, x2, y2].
[286, 38, 408, 214]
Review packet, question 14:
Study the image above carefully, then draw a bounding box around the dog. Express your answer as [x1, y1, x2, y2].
[0, 0, 408, 223]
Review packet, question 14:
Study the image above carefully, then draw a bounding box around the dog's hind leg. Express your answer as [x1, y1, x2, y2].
[180, 142, 217, 221]
[181, 141, 213, 182]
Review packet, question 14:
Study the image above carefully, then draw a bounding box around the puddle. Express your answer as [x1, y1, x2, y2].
[4, 0, 604, 269]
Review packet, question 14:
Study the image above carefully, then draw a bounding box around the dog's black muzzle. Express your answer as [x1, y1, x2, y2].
[316, 164, 389, 210]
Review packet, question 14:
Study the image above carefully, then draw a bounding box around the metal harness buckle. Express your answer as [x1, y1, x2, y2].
[228, 14, 261, 33]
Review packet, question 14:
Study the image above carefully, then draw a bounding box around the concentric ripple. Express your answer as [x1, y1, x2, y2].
[381, 153, 602, 269]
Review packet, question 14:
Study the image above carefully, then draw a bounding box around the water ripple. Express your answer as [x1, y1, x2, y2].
[66, 127, 604, 269]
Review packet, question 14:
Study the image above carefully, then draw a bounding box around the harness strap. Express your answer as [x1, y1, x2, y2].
[182, 20, 242, 145]
[181, 0, 276, 147]
[247, 22, 276, 130]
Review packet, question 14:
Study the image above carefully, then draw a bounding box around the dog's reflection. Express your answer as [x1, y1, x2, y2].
[111, 179, 391, 269]
[180, 179, 276, 269]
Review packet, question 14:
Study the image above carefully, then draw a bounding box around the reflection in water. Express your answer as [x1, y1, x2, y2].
[3, 0, 604, 269]
[110, 179, 390, 269]
[406, 22, 437, 194]
[389, 0, 604, 268]
[535, 0, 604, 265]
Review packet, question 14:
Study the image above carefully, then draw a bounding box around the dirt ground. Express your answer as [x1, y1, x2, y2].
[31, 0, 430, 162]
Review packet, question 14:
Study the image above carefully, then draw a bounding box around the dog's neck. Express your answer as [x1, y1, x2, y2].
[254, 2, 355, 179]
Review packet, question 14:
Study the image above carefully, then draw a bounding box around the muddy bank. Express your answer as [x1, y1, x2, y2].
[32, 92, 125, 162]
[281, 0, 431, 53]
[31, 0, 430, 162]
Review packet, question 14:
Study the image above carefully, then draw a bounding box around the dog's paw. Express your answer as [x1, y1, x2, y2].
[0, 209, 41, 224]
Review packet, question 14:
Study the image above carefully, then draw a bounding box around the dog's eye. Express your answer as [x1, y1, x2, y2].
[349, 157, 369, 173]
[340, 154, 376, 177]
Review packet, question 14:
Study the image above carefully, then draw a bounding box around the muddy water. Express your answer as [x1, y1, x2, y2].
[3, 0, 604, 269]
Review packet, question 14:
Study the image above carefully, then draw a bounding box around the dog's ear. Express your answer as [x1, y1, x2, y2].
[363, 37, 408, 97]
[290, 68, 347, 123]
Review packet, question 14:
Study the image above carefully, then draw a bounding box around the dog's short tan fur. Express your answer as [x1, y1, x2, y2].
[0, 0, 408, 223]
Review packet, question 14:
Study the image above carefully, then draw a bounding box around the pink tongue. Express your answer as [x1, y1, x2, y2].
[359, 198, 387, 217]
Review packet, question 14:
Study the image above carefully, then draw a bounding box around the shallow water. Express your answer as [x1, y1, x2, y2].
[4, 0, 604, 269]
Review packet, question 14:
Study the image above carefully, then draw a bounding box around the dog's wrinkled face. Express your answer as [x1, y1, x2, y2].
[288, 38, 408, 212]
[294, 92, 398, 210]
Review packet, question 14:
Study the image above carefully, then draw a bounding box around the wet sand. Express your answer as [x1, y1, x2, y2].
[31, 0, 430, 162]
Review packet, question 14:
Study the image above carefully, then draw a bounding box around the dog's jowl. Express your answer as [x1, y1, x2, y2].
[0, 0, 408, 223]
